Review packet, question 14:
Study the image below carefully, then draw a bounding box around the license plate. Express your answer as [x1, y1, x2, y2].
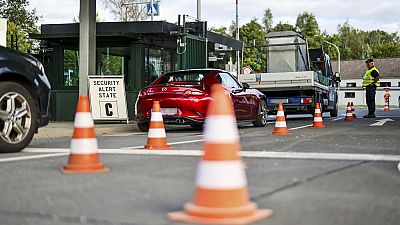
[160, 108, 178, 115]
[270, 99, 288, 104]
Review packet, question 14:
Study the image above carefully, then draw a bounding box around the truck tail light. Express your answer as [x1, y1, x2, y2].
[301, 98, 313, 104]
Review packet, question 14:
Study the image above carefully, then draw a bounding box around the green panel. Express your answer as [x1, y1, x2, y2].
[177, 35, 207, 70]
[51, 90, 79, 121]
[126, 91, 139, 120]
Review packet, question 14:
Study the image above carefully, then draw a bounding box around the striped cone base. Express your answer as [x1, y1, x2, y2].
[61, 154, 109, 174]
[384, 102, 389, 112]
[168, 204, 273, 225]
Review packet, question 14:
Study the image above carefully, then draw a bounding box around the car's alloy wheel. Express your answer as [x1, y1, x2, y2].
[0, 82, 36, 153]
[252, 100, 268, 127]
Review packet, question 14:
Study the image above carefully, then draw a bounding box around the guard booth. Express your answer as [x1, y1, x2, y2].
[30, 20, 242, 121]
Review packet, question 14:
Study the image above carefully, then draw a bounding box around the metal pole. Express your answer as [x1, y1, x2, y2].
[236, 0, 240, 75]
[197, 0, 201, 20]
[324, 40, 340, 74]
[150, 0, 154, 21]
[79, 0, 96, 95]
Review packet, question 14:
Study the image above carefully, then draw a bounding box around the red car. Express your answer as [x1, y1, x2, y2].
[135, 69, 267, 131]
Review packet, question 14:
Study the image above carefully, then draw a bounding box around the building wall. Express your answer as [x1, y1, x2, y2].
[339, 78, 400, 106]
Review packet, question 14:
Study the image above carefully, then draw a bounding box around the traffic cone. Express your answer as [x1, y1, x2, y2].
[168, 84, 272, 225]
[384, 101, 389, 112]
[272, 103, 290, 135]
[144, 101, 173, 150]
[344, 102, 353, 121]
[351, 102, 357, 119]
[312, 103, 326, 128]
[61, 95, 109, 174]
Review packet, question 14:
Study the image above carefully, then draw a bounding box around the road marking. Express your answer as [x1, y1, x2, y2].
[103, 132, 145, 137]
[369, 118, 394, 126]
[0, 153, 68, 163]
[288, 124, 313, 130]
[331, 118, 343, 121]
[120, 139, 204, 149]
[21, 148, 400, 162]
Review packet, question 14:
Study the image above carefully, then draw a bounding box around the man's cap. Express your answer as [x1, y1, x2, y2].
[365, 58, 374, 63]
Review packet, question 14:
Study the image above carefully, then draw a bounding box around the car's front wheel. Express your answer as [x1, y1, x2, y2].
[252, 100, 268, 127]
[0, 82, 37, 153]
[137, 122, 149, 132]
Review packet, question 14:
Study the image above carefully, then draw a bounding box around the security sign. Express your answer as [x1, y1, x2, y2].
[88, 76, 128, 122]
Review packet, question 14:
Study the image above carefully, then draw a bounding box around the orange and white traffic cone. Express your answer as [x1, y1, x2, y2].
[344, 102, 353, 121]
[61, 95, 109, 174]
[144, 101, 173, 150]
[312, 103, 326, 128]
[384, 101, 389, 112]
[351, 102, 357, 119]
[168, 84, 272, 225]
[272, 103, 290, 135]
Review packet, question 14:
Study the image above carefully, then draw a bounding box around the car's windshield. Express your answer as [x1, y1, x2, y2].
[158, 73, 205, 84]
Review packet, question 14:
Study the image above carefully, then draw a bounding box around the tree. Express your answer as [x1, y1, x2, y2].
[272, 22, 296, 32]
[262, 8, 273, 33]
[0, 0, 40, 52]
[102, 0, 147, 21]
[240, 19, 267, 72]
[296, 12, 322, 49]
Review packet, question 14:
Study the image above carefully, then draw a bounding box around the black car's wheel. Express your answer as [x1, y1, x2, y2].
[330, 102, 338, 117]
[0, 82, 37, 153]
[137, 122, 149, 132]
[252, 100, 268, 127]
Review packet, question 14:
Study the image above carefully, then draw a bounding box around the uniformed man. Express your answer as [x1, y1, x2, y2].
[362, 58, 380, 118]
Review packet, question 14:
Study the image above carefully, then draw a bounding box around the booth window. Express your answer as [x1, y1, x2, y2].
[380, 82, 391, 87]
[63, 49, 79, 86]
[98, 47, 125, 75]
[345, 92, 355, 98]
[145, 48, 173, 85]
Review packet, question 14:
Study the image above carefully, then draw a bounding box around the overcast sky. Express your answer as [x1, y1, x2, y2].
[29, 0, 400, 35]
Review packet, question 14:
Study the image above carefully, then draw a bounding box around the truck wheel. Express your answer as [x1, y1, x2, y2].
[0, 82, 37, 153]
[252, 100, 268, 127]
[137, 122, 149, 132]
[330, 102, 338, 117]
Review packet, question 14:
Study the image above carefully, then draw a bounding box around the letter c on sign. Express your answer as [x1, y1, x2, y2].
[105, 103, 113, 116]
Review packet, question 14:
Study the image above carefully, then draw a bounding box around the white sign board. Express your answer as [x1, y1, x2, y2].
[0, 18, 7, 47]
[88, 76, 128, 122]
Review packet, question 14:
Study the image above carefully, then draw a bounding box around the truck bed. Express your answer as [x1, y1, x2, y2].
[238, 71, 329, 92]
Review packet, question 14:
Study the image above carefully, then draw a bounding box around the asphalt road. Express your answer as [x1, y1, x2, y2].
[1, 107, 399, 225]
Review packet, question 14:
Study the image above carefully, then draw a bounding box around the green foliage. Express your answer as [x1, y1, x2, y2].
[239, 19, 266, 72]
[272, 22, 296, 32]
[209, 27, 229, 37]
[295, 12, 323, 49]
[262, 8, 273, 33]
[0, 0, 40, 52]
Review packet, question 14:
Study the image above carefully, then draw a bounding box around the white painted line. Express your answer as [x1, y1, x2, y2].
[331, 118, 343, 121]
[369, 118, 394, 126]
[288, 124, 313, 130]
[0, 153, 68, 163]
[21, 148, 400, 162]
[120, 139, 204, 149]
[103, 132, 145, 137]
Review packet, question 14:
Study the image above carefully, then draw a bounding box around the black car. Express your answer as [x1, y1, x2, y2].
[0, 46, 51, 152]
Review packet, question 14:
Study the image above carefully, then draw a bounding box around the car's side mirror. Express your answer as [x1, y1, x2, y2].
[242, 82, 250, 90]
[335, 72, 341, 82]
